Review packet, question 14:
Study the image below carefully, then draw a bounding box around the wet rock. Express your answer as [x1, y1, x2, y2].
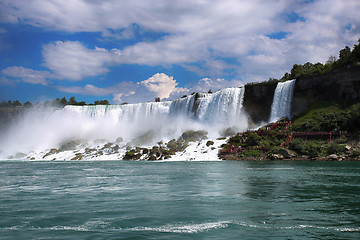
[60, 140, 82, 151]
[15, 152, 27, 159]
[148, 155, 157, 161]
[345, 145, 352, 152]
[49, 148, 58, 154]
[71, 154, 83, 160]
[181, 130, 208, 142]
[278, 148, 296, 158]
[102, 143, 112, 149]
[85, 148, 96, 154]
[206, 140, 214, 147]
[167, 139, 188, 152]
[269, 154, 284, 160]
[328, 154, 339, 161]
[124, 150, 140, 160]
[43, 148, 59, 159]
[112, 145, 120, 153]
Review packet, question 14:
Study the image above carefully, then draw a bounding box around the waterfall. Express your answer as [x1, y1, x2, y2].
[169, 87, 245, 126]
[0, 87, 248, 158]
[269, 79, 296, 122]
[64, 87, 246, 127]
[64, 101, 171, 122]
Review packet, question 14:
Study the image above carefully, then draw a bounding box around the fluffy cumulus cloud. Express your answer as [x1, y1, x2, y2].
[56, 73, 189, 103]
[55, 73, 243, 104]
[56, 84, 115, 96]
[139, 73, 185, 100]
[192, 78, 243, 93]
[42, 41, 121, 81]
[2, 0, 359, 80]
[1, 66, 50, 85]
[1, 0, 360, 102]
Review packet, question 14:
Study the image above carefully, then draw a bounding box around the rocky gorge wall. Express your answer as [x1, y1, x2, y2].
[243, 66, 360, 124]
[243, 81, 277, 124]
[292, 66, 360, 114]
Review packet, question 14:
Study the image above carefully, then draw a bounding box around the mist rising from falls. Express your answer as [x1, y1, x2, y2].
[269, 80, 296, 122]
[0, 87, 248, 159]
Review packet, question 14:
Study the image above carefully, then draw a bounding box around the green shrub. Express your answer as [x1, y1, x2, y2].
[230, 135, 243, 145]
[289, 138, 305, 153]
[245, 132, 261, 146]
[326, 143, 346, 155]
[303, 141, 326, 157]
[350, 150, 360, 157]
[289, 139, 325, 157]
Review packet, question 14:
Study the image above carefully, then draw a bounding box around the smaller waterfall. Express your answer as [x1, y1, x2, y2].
[269, 79, 296, 122]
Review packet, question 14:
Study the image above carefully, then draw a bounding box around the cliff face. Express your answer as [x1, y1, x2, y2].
[244, 66, 360, 124]
[243, 82, 277, 124]
[292, 66, 360, 114]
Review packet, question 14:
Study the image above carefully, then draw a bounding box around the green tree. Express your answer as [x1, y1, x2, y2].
[244, 132, 261, 146]
[12, 100, 22, 107]
[23, 101, 32, 108]
[326, 55, 336, 65]
[339, 46, 351, 61]
[69, 96, 77, 105]
[60, 97, 68, 106]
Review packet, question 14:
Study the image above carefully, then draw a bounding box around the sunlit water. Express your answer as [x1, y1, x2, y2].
[1, 161, 359, 239]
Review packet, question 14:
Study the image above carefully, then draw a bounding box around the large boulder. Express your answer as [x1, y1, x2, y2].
[279, 148, 296, 158]
[60, 140, 82, 151]
[180, 130, 208, 142]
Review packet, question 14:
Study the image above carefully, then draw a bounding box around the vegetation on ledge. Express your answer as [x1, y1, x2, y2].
[290, 100, 360, 132]
[245, 38, 360, 86]
[219, 114, 360, 161]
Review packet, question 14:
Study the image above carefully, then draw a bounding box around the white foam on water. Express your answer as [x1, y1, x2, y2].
[129, 221, 232, 233]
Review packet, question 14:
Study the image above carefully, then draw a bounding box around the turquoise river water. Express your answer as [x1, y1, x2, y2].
[1, 160, 359, 239]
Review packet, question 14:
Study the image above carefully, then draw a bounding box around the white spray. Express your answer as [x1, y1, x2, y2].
[0, 87, 249, 159]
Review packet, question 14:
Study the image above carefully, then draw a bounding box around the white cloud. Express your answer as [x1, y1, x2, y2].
[42, 41, 121, 81]
[1, 66, 50, 85]
[139, 73, 181, 99]
[55, 73, 246, 104]
[112, 93, 123, 104]
[55, 73, 188, 103]
[56, 84, 116, 96]
[0, 76, 17, 87]
[191, 77, 243, 93]
[1, 0, 360, 82]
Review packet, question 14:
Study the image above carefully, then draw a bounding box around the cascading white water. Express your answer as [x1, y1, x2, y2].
[64, 101, 172, 122]
[0, 87, 248, 159]
[269, 79, 296, 122]
[169, 87, 245, 126]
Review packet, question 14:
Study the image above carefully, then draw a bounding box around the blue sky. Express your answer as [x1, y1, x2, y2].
[1, 0, 359, 104]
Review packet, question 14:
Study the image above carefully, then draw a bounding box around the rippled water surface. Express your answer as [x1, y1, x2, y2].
[1, 161, 359, 239]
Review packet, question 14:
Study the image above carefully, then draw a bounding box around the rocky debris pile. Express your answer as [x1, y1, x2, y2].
[124, 130, 209, 161]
